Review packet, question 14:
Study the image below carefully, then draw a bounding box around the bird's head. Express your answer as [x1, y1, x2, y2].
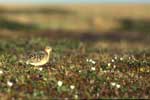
[45, 46, 52, 53]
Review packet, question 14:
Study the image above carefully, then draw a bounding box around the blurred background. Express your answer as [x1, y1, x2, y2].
[0, 0, 149, 41]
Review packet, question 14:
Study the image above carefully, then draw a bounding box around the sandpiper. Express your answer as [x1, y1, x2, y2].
[25, 46, 52, 66]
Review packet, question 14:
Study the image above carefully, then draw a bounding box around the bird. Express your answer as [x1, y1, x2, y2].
[25, 46, 52, 66]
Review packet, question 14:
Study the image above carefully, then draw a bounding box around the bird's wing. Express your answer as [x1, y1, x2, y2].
[36, 51, 47, 61]
[27, 51, 46, 63]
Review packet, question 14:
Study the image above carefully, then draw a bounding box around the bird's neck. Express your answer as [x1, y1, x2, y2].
[46, 51, 51, 58]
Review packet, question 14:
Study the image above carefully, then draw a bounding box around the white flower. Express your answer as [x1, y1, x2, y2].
[113, 65, 116, 69]
[7, 81, 13, 87]
[89, 59, 93, 62]
[111, 59, 115, 62]
[38, 67, 43, 71]
[0, 70, 3, 74]
[86, 58, 96, 64]
[92, 61, 96, 64]
[91, 67, 96, 71]
[116, 84, 121, 88]
[108, 63, 111, 67]
[111, 82, 121, 88]
[114, 56, 118, 60]
[103, 70, 107, 73]
[86, 59, 89, 62]
[111, 82, 116, 86]
[129, 57, 131, 60]
[57, 81, 63, 87]
[79, 70, 82, 73]
[70, 85, 75, 90]
[120, 57, 123, 61]
[74, 94, 78, 99]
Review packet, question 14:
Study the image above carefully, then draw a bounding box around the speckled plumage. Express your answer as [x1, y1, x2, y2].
[26, 46, 52, 66]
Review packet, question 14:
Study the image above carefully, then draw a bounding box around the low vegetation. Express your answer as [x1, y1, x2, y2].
[0, 37, 149, 99]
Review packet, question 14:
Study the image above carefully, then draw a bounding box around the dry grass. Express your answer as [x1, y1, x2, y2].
[0, 4, 150, 33]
